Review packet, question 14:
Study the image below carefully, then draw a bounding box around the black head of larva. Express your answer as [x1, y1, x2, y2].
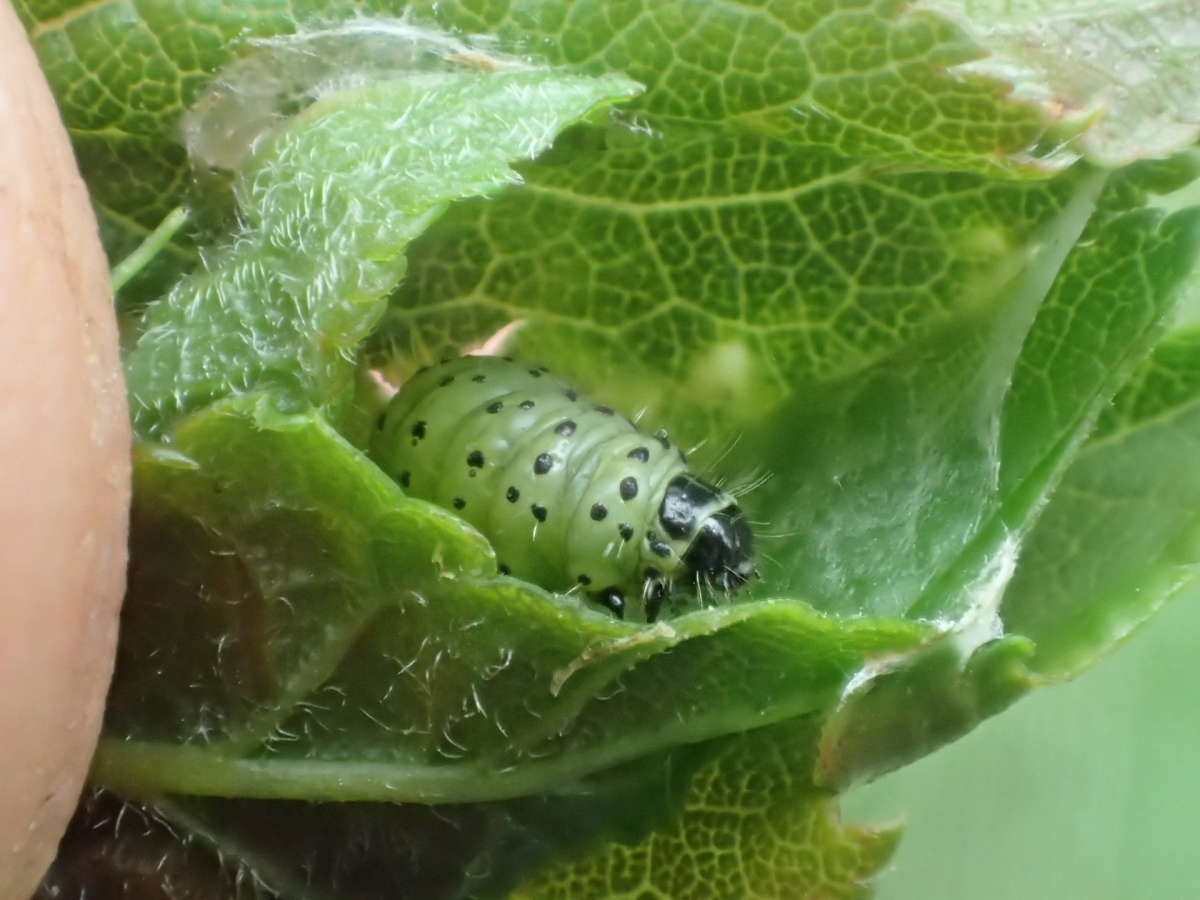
[660, 474, 756, 592]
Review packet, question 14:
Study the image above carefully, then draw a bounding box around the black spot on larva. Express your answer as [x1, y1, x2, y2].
[533, 453, 554, 475]
[499, 563, 511, 575]
[467, 450, 485, 468]
[555, 420, 577, 437]
[412, 421, 427, 440]
[619, 523, 634, 541]
[598, 587, 625, 619]
[502, 356, 514, 362]
[531, 503, 548, 522]
[519, 400, 535, 410]
[399, 471, 411, 488]
[645, 580, 668, 623]
[619, 476, 639, 501]
[594, 405, 614, 416]
[439, 375, 455, 387]
[644, 566, 662, 581]
[590, 502, 608, 521]
[627, 446, 649, 463]
[564, 389, 578, 401]
[375, 413, 386, 431]
[416, 365, 430, 375]
[646, 530, 672, 557]
[529, 369, 543, 378]
[472, 374, 486, 383]
[486, 400, 503, 414]
[654, 428, 671, 449]
[453, 497, 466, 509]
[506, 486, 520, 503]
[577, 574, 592, 586]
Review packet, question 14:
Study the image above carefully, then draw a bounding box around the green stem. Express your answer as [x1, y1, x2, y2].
[111, 206, 188, 292]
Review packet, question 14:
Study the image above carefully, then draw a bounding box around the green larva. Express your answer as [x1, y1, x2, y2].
[370, 356, 755, 622]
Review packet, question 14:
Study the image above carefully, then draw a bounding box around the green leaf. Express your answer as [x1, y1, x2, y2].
[18, 0, 1062, 312]
[95, 394, 926, 804]
[120, 42, 638, 437]
[61, 745, 714, 900]
[815, 635, 1037, 790]
[514, 718, 901, 900]
[20, 0, 1056, 236]
[1002, 327, 1200, 678]
[708, 173, 1197, 629]
[372, 133, 1081, 423]
[54, 732, 894, 900]
[425, 0, 1053, 173]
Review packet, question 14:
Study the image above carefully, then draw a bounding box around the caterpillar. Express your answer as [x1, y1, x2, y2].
[370, 356, 755, 622]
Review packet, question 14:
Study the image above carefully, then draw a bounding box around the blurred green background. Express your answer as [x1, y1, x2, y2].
[847, 582, 1200, 900]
